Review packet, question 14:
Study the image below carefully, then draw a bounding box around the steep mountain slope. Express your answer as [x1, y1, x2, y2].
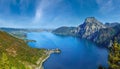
[77, 18, 120, 47]
[77, 17, 106, 39]
[0, 31, 47, 69]
[53, 17, 120, 47]
[90, 24, 120, 47]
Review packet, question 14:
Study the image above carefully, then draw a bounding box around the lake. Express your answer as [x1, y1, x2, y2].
[27, 32, 108, 69]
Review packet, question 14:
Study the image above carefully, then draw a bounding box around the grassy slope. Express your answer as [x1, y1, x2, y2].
[0, 31, 47, 69]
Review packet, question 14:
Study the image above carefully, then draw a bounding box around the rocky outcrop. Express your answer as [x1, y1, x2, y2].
[91, 24, 120, 47]
[76, 17, 106, 39]
[52, 17, 120, 47]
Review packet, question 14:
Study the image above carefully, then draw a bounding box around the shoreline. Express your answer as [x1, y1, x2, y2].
[35, 51, 51, 69]
[38, 49, 61, 69]
[39, 52, 51, 69]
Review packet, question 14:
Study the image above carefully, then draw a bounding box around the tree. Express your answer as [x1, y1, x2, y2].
[108, 40, 120, 69]
[0, 52, 10, 69]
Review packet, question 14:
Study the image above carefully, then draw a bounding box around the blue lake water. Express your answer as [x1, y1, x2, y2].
[27, 32, 108, 69]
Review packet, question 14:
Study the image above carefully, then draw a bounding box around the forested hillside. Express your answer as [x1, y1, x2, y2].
[0, 31, 47, 69]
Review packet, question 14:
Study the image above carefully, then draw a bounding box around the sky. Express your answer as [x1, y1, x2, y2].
[0, 0, 120, 28]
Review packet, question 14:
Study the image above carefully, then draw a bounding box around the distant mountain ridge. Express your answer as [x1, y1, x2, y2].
[52, 26, 77, 36]
[105, 22, 120, 27]
[53, 17, 120, 47]
[0, 27, 53, 39]
[0, 27, 52, 32]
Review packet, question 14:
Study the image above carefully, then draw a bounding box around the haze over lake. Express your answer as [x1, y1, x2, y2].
[27, 32, 108, 69]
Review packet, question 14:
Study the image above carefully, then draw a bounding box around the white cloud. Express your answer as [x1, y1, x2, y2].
[96, 0, 114, 14]
[33, 0, 62, 23]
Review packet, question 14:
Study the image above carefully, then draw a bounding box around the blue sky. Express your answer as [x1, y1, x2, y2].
[0, 0, 120, 28]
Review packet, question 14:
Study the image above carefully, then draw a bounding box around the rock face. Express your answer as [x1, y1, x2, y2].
[88, 23, 120, 47]
[52, 17, 120, 47]
[77, 17, 106, 39]
[76, 17, 120, 47]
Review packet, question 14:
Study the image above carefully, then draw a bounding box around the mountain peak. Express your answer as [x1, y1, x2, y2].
[84, 17, 100, 24]
[78, 17, 106, 38]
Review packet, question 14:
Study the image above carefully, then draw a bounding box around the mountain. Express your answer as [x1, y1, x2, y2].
[53, 17, 120, 47]
[0, 27, 52, 32]
[0, 31, 47, 69]
[77, 17, 106, 39]
[91, 25, 120, 47]
[105, 22, 120, 27]
[0, 28, 29, 39]
[0, 27, 53, 39]
[52, 26, 77, 36]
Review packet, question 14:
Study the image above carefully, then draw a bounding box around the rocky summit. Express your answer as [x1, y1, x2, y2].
[53, 17, 120, 47]
[76, 17, 106, 39]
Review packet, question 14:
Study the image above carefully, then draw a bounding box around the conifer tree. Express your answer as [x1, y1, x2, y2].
[108, 40, 120, 69]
